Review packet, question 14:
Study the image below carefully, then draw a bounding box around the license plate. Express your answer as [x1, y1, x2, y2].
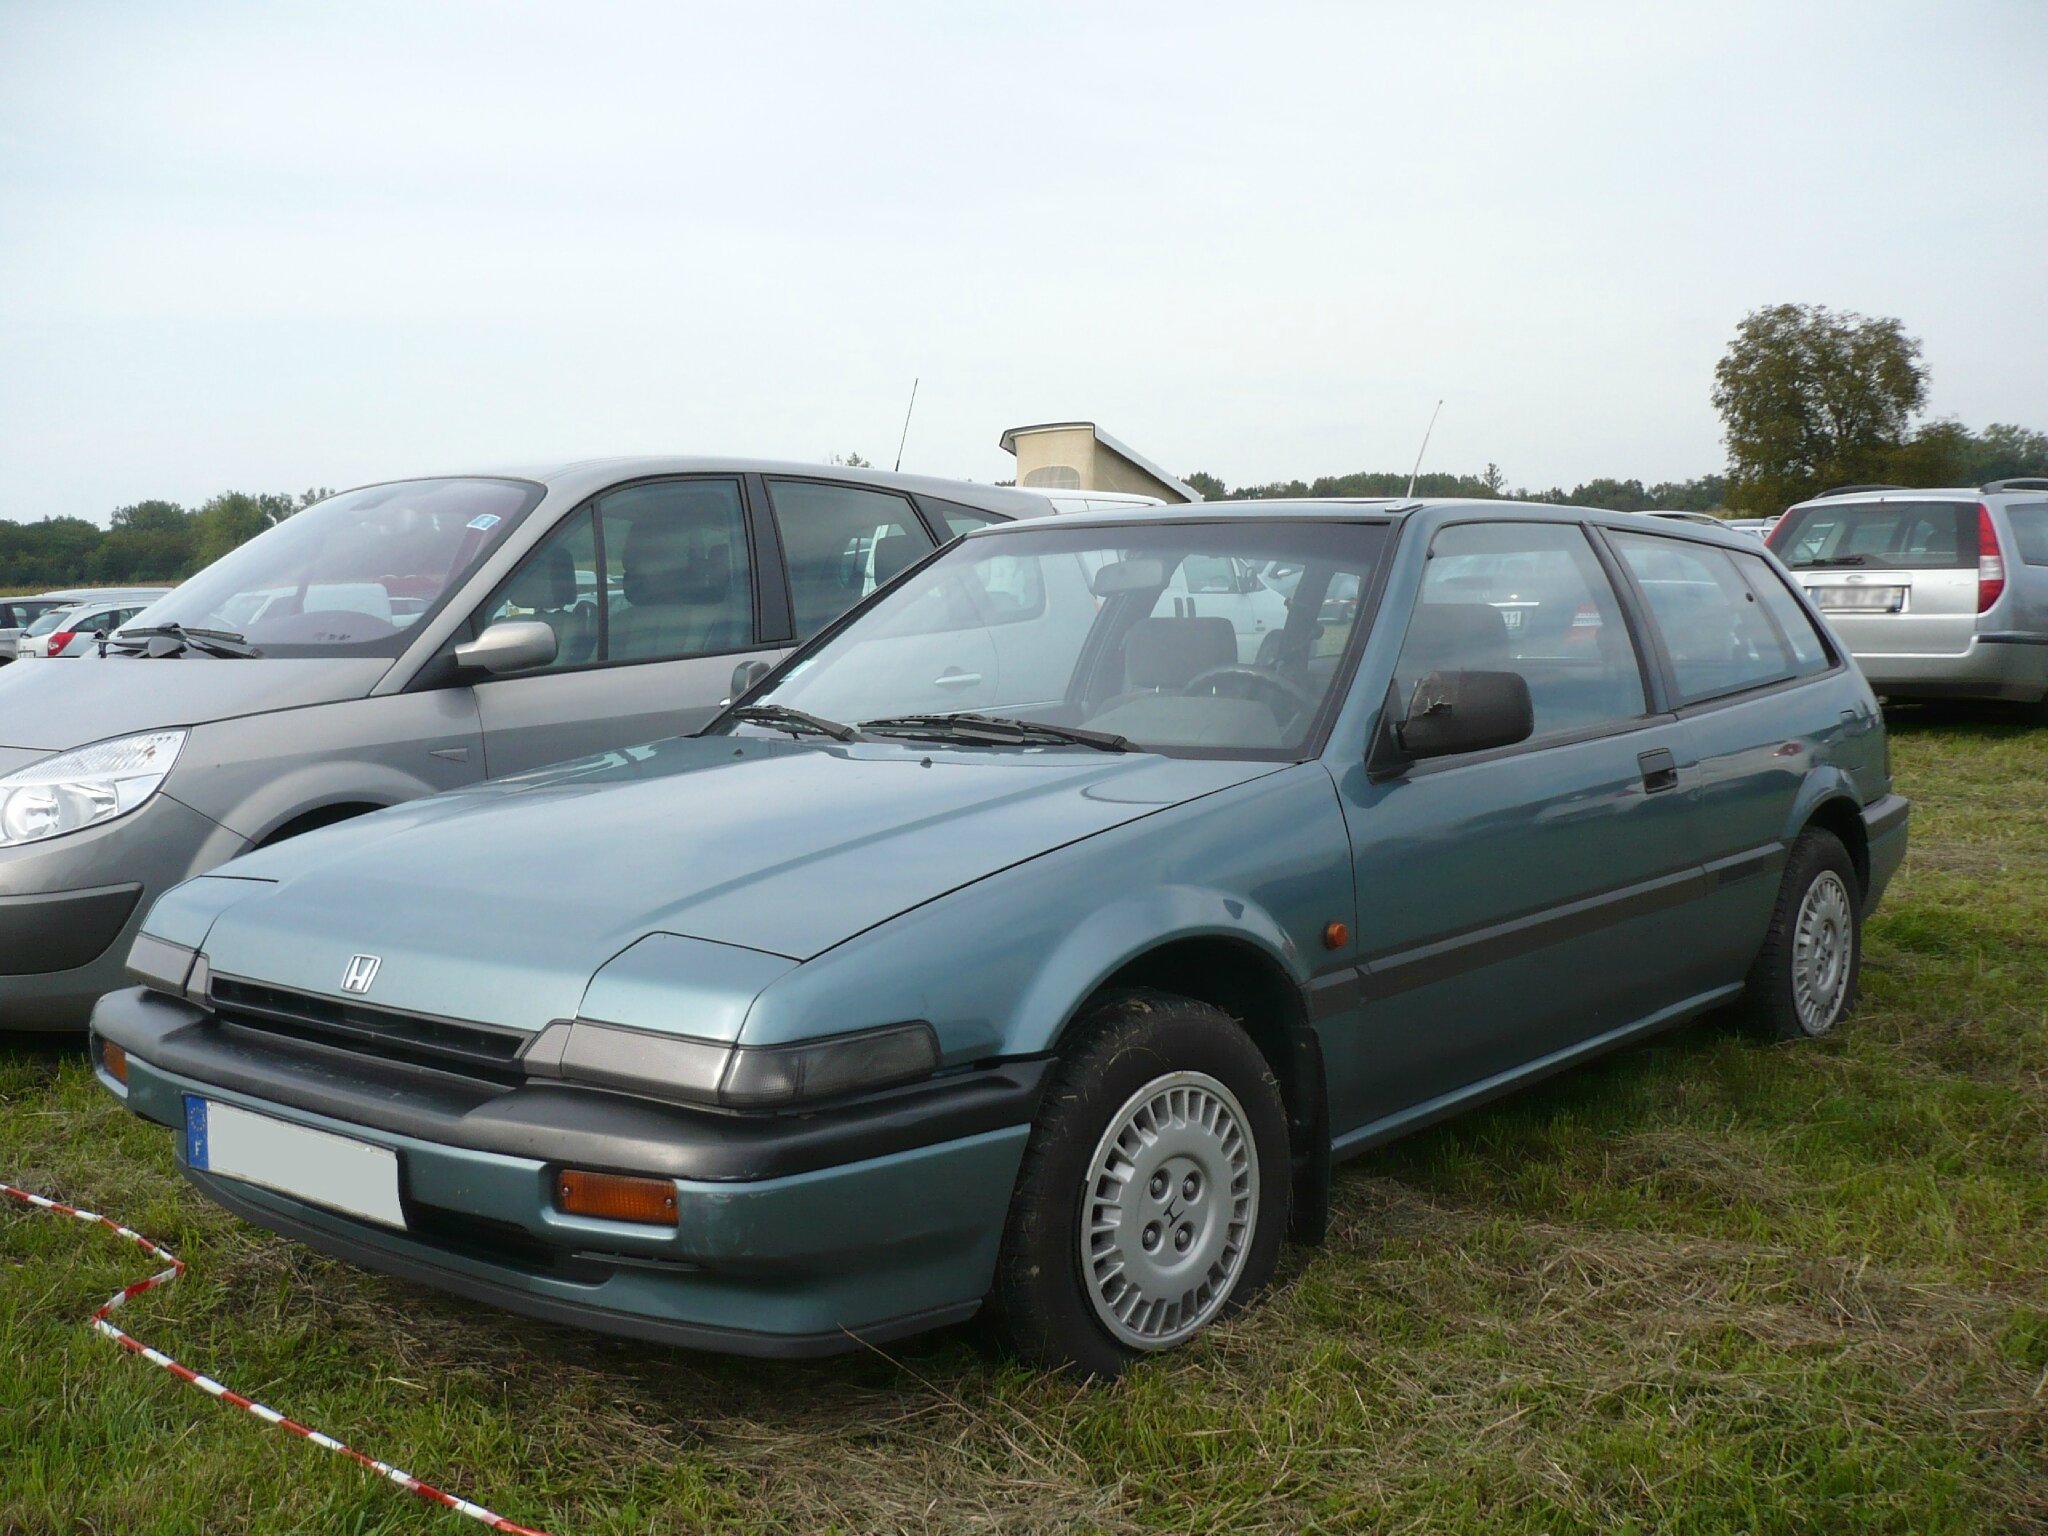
[184, 1097, 405, 1228]
[1808, 585, 1905, 612]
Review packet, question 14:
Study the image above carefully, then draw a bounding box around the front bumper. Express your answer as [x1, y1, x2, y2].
[1853, 635, 2048, 703]
[0, 792, 248, 1031]
[94, 987, 1046, 1355]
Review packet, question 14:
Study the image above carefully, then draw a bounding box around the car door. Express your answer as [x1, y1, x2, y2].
[468, 475, 779, 776]
[1605, 529, 1852, 984]
[1330, 519, 1707, 1141]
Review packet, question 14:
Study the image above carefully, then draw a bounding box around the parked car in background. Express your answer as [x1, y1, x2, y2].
[11, 590, 170, 658]
[0, 596, 79, 662]
[1768, 479, 2048, 715]
[95, 499, 1904, 1375]
[1636, 510, 1725, 528]
[1724, 518, 1775, 541]
[0, 460, 1060, 1032]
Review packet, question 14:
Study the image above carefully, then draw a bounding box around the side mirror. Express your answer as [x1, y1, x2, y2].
[729, 658, 773, 701]
[453, 620, 557, 676]
[1368, 669, 1534, 778]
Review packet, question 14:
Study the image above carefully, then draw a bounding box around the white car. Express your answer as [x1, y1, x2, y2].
[12, 594, 166, 658]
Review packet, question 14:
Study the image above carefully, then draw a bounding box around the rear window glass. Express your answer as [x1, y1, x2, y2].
[1611, 531, 1793, 702]
[1769, 501, 1976, 571]
[1733, 552, 1831, 675]
[2007, 503, 2048, 566]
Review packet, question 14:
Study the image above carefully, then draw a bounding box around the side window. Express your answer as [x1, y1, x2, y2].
[930, 502, 1006, 539]
[1732, 551, 1830, 675]
[1611, 531, 1793, 702]
[768, 480, 936, 640]
[1394, 522, 1646, 740]
[476, 508, 601, 671]
[602, 479, 754, 662]
[2009, 504, 2048, 566]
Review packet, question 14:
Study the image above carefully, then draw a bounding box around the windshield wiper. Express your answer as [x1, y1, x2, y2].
[724, 703, 863, 742]
[106, 623, 262, 658]
[859, 712, 1132, 753]
[1796, 555, 1890, 569]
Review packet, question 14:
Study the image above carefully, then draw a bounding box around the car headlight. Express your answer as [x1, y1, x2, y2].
[519, 1018, 941, 1108]
[0, 731, 186, 849]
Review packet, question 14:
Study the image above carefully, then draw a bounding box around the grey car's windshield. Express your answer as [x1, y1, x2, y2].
[740, 520, 1390, 758]
[123, 478, 543, 658]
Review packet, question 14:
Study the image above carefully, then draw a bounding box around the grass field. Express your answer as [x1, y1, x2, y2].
[3, 715, 2044, 1535]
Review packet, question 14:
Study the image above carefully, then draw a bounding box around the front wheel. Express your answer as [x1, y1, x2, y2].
[1740, 829, 1862, 1041]
[992, 991, 1291, 1378]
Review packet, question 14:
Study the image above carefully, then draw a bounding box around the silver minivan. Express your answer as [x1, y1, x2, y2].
[0, 458, 1064, 1030]
[1768, 480, 2048, 715]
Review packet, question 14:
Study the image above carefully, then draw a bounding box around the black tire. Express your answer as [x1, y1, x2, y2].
[1739, 829, 1862, 1042]
[991, 990, 1291, 1379]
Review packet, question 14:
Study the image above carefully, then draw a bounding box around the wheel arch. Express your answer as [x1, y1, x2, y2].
[1789, 778, 1871, 900]
[1056, 930, 1332, 1244]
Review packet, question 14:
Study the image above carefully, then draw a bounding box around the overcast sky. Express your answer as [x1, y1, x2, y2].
[3, 1, 2044, 525]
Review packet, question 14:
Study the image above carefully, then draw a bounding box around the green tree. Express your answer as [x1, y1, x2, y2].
[1711, 303, 1929, 513]
[1183, 470, 1228, 501]
[190, 491, 285, 568]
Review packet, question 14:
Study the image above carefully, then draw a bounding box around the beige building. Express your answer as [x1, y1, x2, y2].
[998, 422, 1200, 503]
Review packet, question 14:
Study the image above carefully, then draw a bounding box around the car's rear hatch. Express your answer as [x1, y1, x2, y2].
[1769, 498, 1983, 656]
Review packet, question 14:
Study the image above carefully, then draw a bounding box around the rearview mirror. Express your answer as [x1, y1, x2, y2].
[452, 620, 557, 676]
[729, 658, 773, 701]
[1090, 558, 1166, 597]
[1369, 669, 1534, 778]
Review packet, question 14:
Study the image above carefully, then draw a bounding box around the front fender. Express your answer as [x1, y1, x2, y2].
[739, 762, 1352, 1064]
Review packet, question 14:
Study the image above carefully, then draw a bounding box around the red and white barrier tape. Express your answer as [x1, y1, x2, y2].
[2, 1180, 553, 1536]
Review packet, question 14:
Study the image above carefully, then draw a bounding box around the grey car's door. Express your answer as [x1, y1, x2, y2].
[469, 476, 781, 776]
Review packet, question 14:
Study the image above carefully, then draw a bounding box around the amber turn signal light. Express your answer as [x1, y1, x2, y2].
[1322, 921, 1349, 951]
[100, 1040, 128, 1085]
[553, 1169, 678, 1226]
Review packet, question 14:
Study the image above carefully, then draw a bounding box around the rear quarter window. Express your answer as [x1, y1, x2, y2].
[2007, 503, 2048, 566]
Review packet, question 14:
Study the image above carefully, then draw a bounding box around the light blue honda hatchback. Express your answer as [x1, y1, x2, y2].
[94, 500, 1907, 1377]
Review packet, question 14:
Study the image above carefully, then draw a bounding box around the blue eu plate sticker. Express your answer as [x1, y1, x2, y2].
[466, 513, 503, 532]
[184, 1095, 210, 1170]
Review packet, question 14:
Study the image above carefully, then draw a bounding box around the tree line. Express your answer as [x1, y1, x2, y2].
[0, 489, 331, 591]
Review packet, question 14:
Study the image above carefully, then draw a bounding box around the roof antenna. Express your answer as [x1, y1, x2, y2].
[1405, 398, 1444, 498]
[893, 377, 920, 472]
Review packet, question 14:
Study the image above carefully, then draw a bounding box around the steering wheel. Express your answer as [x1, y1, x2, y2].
[1184, 663, 1320, 731]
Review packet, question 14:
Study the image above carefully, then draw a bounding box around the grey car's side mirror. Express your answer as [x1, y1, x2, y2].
[1368, 669, 1534, 778]
[453, 620, 557, 676]
[729, 658, 773, 701]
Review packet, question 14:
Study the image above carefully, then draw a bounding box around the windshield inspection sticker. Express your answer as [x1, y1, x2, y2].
[466, 513, 503, 532]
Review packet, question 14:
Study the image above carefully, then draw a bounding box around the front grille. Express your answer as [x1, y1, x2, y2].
[209, 975, 530, 1084]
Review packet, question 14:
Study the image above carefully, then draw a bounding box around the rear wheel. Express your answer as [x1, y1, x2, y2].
[992, 991, 1290, 1379]
[1739, 829, 1862, 1041]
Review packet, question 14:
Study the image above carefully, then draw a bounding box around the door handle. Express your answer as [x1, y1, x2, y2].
[1637, 748, 1679, 793]
[933, 671, 982, 688]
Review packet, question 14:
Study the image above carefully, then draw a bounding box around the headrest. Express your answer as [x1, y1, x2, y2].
[1401, 602, 1511, 673]
[505, 541, 576, 611]
[622, 517, 733, 607]
[1123, 616, 1238, 691]
[871, 532, 920, 587]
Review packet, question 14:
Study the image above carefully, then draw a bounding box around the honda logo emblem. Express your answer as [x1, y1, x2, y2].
[341, 954, 381, 994]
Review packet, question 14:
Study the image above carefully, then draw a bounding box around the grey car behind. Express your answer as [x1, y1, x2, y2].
[1767, 479, 2048, 713]
[0, 458, 1064, 1030]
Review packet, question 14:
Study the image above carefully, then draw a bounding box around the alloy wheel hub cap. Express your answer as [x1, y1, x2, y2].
[1792, 870, 1853, 1033]
[1081, 1069, 1258, 1350]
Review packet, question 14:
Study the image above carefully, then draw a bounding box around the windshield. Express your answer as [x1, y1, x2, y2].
[1770, 500, 1977, 570]
[739, 519, 1391, 758]
[121, 478, 543, 657]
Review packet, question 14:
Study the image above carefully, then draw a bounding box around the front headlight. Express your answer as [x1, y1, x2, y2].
[519, 1018, 941, 1108]
[0, 731, 186, 849]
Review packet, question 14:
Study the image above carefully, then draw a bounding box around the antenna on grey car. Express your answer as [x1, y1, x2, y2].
[893, 377, 920, 472]
[1405, 398, 1444, 499]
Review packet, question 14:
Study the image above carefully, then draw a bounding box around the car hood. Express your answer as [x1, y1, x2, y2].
[190, 735, 1282, 1032]
[0, 655, 391, 754]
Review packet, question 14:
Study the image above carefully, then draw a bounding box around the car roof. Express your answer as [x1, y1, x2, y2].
[397, 456, 1055, 519]
[958, 496, 1768, 549]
